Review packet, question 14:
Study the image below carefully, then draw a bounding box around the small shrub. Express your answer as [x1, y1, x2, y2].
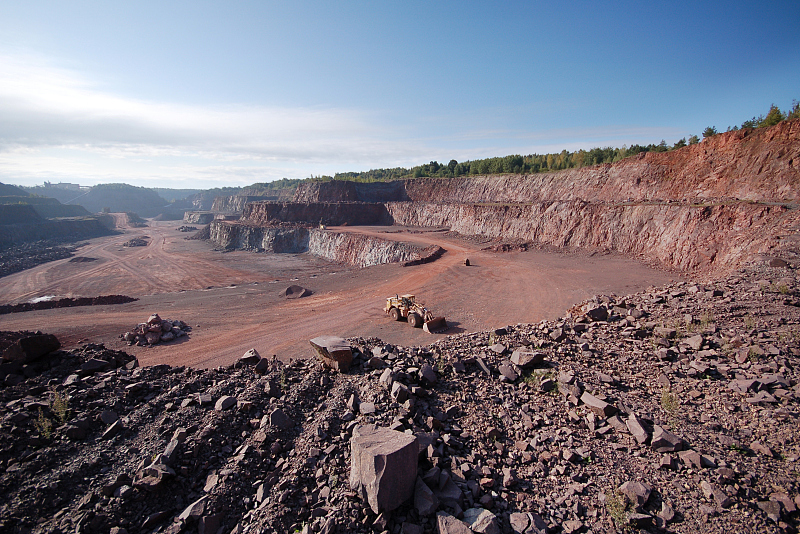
[50, 390, 70, 424]
[605, 491, 630, 529]
[34, 409, 53, 439]
[661, 389, 680, 415]
[744, 315, 756, 330]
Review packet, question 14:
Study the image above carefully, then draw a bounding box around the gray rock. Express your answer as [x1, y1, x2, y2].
[626, 414, 650, 444]
[651, 425, 683, 452]
[102, 420, 124, 440]
[619, 480, 652, 509]
[359, 402, 376, 415]
[419, 363, 438, 386]
[391, 381, 410, 403]
[510, 350, 544, 368]
[178, 495, 207, 523]
[463, 507, 500, 534]
[239, 348, 261, 365]
[350, 425, 418, 513]
[581, 392, 617, 417]
[100, 410, 118, 425]
[310, 336, 353, 372]
[215, 396, 237, 411]
[436, 512, 472, 534]
[414, 477, 439, 516]
[685, 334, 704, 350]
[498, 361, 518, 381]
[269, 408, 293, 430]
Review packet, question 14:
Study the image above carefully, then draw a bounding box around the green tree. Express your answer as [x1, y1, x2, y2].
[788, 100, 800, 120]
[759, 104, 785, 128]
[702, 126, 717, 138]
[673, 137, 687, 149]
[688, 135, 699, 145]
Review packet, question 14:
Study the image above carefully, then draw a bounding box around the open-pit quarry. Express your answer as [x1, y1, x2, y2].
[1, 121, 799, 534]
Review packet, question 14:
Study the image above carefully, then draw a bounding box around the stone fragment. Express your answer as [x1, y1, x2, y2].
[100, 410, 118, 425]
[419, 363, 437, 386]
[281, 285, 310, 299]
[310, 336, 353, 372]
[619, 480, 652, 509]
[758, 500, 781, 523]
[498, 361, 518, 381]
[391, 381, 410, 403]
[414, 477, 439, 516]
[102, 420, 124, 440]
[350, 425, 418, 513]
[359, 402, 376, 414]
[678, 449, 703, 468]
[254, 358, 270, 374]
[510, 350, 544, 368]
[489, 343, 506, 354]
[685, 334, 704, 350]
[651, 425, 683, 452]
[750, 440, 774, 457]
[627, 513, 652, 528]
[581, 392, 617, 417]
[178, 496, 207, 523]
[239, 349, 261, 365]
[626, 414, 650, 444]
[215, 396, 236, 411]
[0, 332, 60, 364]
[269, 408, 293, 430]
[463, 508, 500, 534]
[436, 512, 472, 534]
[134, 463, 175, 490]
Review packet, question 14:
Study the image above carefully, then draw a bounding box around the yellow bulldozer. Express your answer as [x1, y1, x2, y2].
[384, 294, 448, 333]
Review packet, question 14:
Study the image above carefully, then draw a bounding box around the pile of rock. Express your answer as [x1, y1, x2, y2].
[0, 261, 798, 534]
[177, 226, 197, 232]
[122, 237, 148, 247]
[121, 314, 191, 346]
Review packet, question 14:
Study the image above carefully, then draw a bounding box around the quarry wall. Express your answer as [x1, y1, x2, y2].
[294, 121, 800, 205]
[243, 202, 391, 226]
[208, 222, 440, 267]
[385, 200, 798, 273]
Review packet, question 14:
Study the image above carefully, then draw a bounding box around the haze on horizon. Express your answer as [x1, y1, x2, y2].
[0, 1, 798, 190]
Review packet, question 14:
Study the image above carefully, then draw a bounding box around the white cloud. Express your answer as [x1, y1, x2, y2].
[0, 51, 686, 188]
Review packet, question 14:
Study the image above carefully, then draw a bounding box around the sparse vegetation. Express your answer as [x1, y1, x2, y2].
[605, 490, 631, 529]
[34, 409, 53, 439]
[50, 389, 70, 424]
[661, 388, 680, 416]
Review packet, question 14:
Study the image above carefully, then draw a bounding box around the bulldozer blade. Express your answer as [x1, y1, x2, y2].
[423, 317, 448, 334]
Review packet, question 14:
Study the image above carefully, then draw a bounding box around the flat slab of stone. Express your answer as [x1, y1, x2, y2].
[581, 392, 617, 417]
[350, 425, 418, 513]
[510, 350, 544, 368]
[310, 336, 353, 372]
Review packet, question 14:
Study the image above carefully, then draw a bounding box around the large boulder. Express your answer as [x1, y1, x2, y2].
[0, 331, 60, 364]
[310, 336, 353, 372]
[350, 425, 419, 513]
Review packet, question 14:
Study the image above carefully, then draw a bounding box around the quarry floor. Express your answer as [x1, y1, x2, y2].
[0, 221, 678, 368]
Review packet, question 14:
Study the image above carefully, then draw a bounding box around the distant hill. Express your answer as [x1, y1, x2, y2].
[0, 182, 30, 197]
[58, 183, 170, 217]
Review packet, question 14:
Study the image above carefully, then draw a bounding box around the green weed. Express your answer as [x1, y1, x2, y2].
[34, 408, 53, 439]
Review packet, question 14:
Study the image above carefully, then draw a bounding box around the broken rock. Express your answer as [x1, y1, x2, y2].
[350, 425, 418, 513]
[310, 336, 353, 372]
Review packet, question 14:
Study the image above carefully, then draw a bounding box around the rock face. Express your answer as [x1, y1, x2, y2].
[350, 425, 419, 513]
[310, 336, 353, 371]
[209, 223, 442, 268]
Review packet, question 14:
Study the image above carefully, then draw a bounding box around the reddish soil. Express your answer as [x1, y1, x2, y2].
[0, 221, 676, 368]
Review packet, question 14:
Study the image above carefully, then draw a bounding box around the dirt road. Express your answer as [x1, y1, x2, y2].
[0, 222, 677, 368]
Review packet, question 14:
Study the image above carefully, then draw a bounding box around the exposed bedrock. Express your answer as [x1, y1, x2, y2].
[385, 200, 800, 273]
[211, 195, 279, 213]
[243, 201, 391, 226]
[208, 222, 440, 267]
[295, 120, 800, 205]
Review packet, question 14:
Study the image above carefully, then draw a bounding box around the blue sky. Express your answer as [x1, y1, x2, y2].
[1, 1, 798, 189]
